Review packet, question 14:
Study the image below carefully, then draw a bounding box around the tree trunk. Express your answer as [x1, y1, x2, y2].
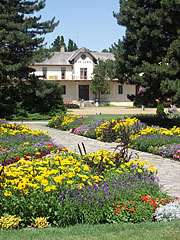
[98, 91, 101, 105]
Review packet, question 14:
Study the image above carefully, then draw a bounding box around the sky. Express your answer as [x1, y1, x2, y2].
[39, 0, 125, 52]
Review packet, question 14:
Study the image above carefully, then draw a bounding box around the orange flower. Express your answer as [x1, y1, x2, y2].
[153, 147, 158, 151]
[129, 207, 135, 211]
[122, 206, 127, 210]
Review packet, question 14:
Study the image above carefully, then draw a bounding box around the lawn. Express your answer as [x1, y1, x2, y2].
[1, 220, 180, 240]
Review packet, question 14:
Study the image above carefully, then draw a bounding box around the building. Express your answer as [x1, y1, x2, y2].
[31, 47, 136, 106]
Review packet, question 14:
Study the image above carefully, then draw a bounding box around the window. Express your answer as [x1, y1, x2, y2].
[81, 54, 86, 60]
[80, 68, 87, 79]
[42, 67, 47, 79]
[61, 67, 66, 80]
[61, 85, 66, 95]
[118, 85, 123, 94]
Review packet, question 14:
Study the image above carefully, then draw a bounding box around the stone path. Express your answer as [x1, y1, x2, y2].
[22, 121, 180, 198]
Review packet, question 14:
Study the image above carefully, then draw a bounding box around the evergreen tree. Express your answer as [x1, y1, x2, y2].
[114, 0, 180, 105]
[90, 60, 110, 104]
[67, 39, 78, 52]
[60, 36, 67, 51]
[51, 36, 61, 51]
[0, 0, 60, 117]
[51, 35, 68, 51]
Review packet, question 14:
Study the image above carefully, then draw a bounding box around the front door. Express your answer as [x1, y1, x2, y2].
[79, 85, 89, 100]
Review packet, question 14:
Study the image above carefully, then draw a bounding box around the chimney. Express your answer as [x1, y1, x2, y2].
[60, 45, 65, 52]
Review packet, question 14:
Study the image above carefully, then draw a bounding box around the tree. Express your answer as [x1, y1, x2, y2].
[51, 36, 61, 51]
[51, 35, 67, 51]
[67, 39, 78, 52]
[114, 0, 180, 105]
[0, 0, 60, 117]
[90, 60, 110, 104]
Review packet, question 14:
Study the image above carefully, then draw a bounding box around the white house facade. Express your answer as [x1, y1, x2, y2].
[31, 47, 136, 106]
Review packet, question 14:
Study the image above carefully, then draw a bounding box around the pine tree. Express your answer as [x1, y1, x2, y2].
[114, 0, 180, 104]
[0, 0, 59, 116]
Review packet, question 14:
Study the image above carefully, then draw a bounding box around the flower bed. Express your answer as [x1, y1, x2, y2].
[0, 121, 179, 229]
[47, 115, 180, 161]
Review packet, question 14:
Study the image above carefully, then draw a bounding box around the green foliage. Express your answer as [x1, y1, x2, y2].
[156, 103, 165, 116]
[114, 0, 180, 104]
[67, 39, 78, 52]
[51, 36, 78, 52]
[0, 0, 60, 118]
[90, 60, 111, 104]
[0, 76, 66, 119]
[51, 35, 67, 51]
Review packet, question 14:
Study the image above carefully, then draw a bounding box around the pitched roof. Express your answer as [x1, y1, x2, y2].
[33, 47, 115, 66]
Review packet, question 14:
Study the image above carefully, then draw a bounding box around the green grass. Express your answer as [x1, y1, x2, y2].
[1, 220, 180, 240]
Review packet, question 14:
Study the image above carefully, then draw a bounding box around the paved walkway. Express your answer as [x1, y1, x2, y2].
[67, 106, 180, 115]
[22, 122, 180, 198]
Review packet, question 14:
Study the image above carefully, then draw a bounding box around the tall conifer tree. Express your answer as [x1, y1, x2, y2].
[0, 0, 60, 117]
[114, 0, 180, 104]
[0, 0, 59, 91]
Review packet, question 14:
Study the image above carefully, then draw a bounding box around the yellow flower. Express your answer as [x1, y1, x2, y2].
[41, 179, 49, 186]
[67, 180, 74, 184]
[44, 186, 51, 192]
[120, 164, 125, 169]
[138, 169, 143, 173]
[23, 189, 29, 194]
[83, 164, 90, 171]
[4, 191, 12, 196]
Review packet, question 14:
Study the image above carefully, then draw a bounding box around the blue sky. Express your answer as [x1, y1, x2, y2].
[39, 0, 125, 52]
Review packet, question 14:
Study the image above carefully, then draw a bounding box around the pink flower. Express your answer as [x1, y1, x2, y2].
[138, 87, 147, 95]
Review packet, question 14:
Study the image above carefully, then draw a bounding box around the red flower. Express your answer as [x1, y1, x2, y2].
[154, 147, 158, 151]
[176, 197, 179, 200]
[165, 200, 168, 204]
[154, 203, 158, 207]
[153, 207, 156, 211]
[129, 207, 135, 211]
[122, 206, 127, 210]
[117, 205, 120, 208]
[114, 202, 117, 207]
[116, 209, 120, 214]
[150, 200, 154, 206]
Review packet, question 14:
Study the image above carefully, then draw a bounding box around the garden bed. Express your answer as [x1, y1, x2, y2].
[0, 120, 179, 230]
[47, 114, 180, 161]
